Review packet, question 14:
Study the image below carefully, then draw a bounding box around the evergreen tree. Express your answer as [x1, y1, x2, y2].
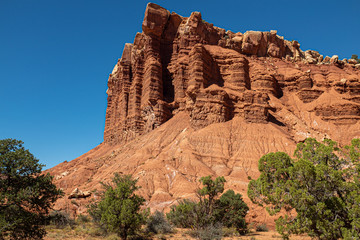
[167, 176, 248, 235]
[0, 139, 63, 239]
[88, 173, 147, 240]
[248, 138, 360, 239]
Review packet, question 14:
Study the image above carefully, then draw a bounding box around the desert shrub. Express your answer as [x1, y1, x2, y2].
[88, 200, 108, 234]
[222, 227, 239, 237]
[167, 198, 212, 230]
[167, 199, 198, 228]
[256, 223, 268, 232]
[167, 176, 248, 235]
[87, 225, 107, 237]
[74, 224, 88, 235]
[106, 234, 121, 240]
[146, 210, 173, 234]
[87, 173, 147, 240]
[188, 223, 223, 240]
[214, 189, 248, 235]
[88, 200, 102, 222]
[48, 211, 75, 228]
[351, 54, 360, 63]
[76, 214, 90, 223]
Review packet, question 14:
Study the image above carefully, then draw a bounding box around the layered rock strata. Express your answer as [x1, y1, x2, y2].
[48, 3, 360, 226]
[104, 3, 360, 144]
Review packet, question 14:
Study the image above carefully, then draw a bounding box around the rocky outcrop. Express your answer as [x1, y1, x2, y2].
[68, 188, 91, 199]
[104, 3, 360, 145]
[104, 3, 360, 144]
[47, 3, 360, 225]
[314, 103, 360, 125]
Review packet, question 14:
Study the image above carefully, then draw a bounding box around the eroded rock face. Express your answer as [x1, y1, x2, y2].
[47, 3, 360, 225]
[103, 3, 360, 145]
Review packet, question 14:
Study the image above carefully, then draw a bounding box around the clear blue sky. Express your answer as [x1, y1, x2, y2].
[1, 0, 359, 169]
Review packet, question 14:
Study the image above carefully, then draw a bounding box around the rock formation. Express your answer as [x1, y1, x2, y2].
[68, 188, 91, 199]
[47, 3, 360, 226]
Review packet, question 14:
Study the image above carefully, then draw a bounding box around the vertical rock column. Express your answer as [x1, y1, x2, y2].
[104, 44, 133, 144]
[227, 58, 250, 90]
[250, 63, 281, 98]
[104, 70, 118, 143]
[142, 36, 163, 106]
[169, 59, 188, 108]
[186, 44, 233, 128]
[127, 50, 145, 140]
[141, 3, 170, 107]
[188, 44, 223, 91]
[187, 44, 207, 92]
[242, 91, 270, 123]
[141, 3, 171, 132]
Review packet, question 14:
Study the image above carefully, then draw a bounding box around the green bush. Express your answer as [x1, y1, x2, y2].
[87, 226, 107, 237]
[188, 223, 223, 240]
[256, 223, 268, 232]
[167, 199, 198, 228]
[87, 174, 147, 240]
[214, 189, 249, 235]
[88, 199, 102, 222]
[167, 176, 249, 235]
[77, 214, 90, 223]
[146, 210, 173, 234]
[48, 211, 75, 228]
[351, 54, 360, 63]
[88, 200, 108, 234]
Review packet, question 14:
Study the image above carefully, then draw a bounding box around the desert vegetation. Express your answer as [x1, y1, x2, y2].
[0, 139, 63, 240]
[85, 174, 249, 239]
[248, 138, 360, 239]
[351, 54, 360, 63]
[2, 137, 360, 239]
[167, 176, 249, 238]
[87, 173, 148, 240]
[0, 138, 251, 240]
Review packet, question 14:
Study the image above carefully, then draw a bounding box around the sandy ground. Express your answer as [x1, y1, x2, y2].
[45, 226, 311, 240]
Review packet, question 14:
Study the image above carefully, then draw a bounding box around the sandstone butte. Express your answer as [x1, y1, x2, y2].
[46, 3, 360, 227]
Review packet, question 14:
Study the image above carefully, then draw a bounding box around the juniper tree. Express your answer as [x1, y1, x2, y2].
[88, 173, 147, 240]
[0, 139, 63, 239]
[248, 138, 360, 239]
[167, 176, 248, 235]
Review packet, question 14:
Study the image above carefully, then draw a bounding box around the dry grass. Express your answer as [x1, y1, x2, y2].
[45, 224, 311, 240]
[44, 222, 111, 240]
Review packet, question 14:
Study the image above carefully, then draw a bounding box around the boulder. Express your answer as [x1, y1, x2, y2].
[323, 56, 331, 63]
[349, 59, 358, 65]
[241, 31, 264, 55]
[142, 3, 170, 37]
[68, 188, 91, 199]
[330, 55, 339, 64]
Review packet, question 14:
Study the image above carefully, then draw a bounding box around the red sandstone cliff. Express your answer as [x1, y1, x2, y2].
[47, 3, 360, 226]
